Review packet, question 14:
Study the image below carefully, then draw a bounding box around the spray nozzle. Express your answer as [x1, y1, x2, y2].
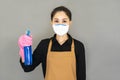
[26, 30, 31, 36]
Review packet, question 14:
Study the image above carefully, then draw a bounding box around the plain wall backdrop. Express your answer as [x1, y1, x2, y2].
[0, 0, 120, 80]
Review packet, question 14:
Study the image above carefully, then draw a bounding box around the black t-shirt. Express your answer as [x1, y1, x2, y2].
[20, 34, 86, 80]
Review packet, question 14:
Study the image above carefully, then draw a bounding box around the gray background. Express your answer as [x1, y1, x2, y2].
[0, 0, 120, 80]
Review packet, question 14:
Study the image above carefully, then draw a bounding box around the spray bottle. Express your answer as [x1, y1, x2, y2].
[24, 30, 32, 65]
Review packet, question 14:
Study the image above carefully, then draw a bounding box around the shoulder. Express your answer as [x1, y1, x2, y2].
[41, 38, 50, 44]
[73, 38, 85, 48]
[38, 38, 50, 47]
[73, 38, 85, 56]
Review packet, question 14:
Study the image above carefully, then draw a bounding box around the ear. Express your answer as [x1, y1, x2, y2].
[50, 21, 53, 25]
[69, 21, 72, 25]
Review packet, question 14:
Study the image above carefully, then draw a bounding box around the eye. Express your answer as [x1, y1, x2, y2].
[54, 20, 59, 23]
[62, 20, 67, 23]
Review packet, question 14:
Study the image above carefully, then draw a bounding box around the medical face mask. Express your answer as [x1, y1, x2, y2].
[52, 24, 69, 36]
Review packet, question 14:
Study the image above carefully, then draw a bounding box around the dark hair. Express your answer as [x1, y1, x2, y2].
[51, 6, 72, 21]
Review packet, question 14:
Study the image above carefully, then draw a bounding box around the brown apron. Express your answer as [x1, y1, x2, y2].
[45, 40, 76, 80]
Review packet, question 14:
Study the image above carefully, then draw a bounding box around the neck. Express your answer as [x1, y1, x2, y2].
[56, 34, 68, 45]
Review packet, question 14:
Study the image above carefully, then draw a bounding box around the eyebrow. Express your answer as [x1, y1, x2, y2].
[63, 18, 68, 20]
[54, 18, 68, 20]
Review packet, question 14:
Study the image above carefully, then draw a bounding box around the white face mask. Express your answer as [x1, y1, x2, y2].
[52, 24, 69, 36]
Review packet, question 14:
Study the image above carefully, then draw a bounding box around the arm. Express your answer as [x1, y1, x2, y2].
[75, 41, 86, 80]
[20, 40, 44, 72]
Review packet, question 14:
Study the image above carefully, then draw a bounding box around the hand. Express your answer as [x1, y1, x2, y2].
[18, 34, 32, 62]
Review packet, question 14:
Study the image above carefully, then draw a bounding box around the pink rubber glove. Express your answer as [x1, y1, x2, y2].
[18, 34, 32, 62]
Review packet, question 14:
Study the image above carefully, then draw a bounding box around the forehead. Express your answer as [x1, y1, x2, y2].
[53, 11, 69, 19]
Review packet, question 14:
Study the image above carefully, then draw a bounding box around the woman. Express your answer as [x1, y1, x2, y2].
[19, 6, 86, 80]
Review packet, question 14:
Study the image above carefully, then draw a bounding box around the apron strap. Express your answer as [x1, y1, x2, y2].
[48, 40, 52, 52]
[71, 39, 74, 53]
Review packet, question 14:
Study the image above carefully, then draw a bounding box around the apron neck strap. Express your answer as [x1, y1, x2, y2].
[71, 39, 74, 52]
[48, 40, 52, 52]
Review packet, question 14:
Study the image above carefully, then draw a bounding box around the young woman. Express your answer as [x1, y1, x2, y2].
[19, 6, 86, 80]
